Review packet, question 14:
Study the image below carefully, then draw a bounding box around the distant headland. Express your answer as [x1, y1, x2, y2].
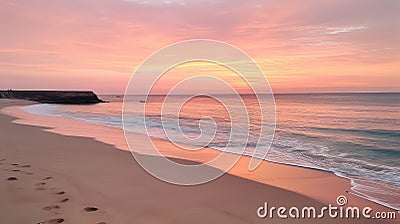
[0, 90, 105, 104]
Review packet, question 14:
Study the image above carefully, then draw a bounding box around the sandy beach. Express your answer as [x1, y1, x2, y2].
[0, 99, 397, 224]
[2, 0, 399, 223]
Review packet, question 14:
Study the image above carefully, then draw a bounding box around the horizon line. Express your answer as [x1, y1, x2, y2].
[2, 89, 399, 96]
[101, 91, 400, 96]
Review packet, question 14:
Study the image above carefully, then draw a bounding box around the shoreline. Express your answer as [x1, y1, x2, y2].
[0, 99, 397, 223]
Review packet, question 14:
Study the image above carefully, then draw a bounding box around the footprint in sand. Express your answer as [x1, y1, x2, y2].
[4, 162, 34, 175]
[4, 163, 106, 224]
[49, 218, 64, 224]
[43, 205, 60, 211]
[7, 176, 18, 181]
[59, 198, 69, 203]
[3, 163, 68, 224]
[48, 218, 64, 224]
[83, 206, 99, 212]
[82, 207, 107, 224]
[38, 218, 64, 224]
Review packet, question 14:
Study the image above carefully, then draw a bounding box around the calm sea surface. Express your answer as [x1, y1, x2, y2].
[23, 93, 400, 210]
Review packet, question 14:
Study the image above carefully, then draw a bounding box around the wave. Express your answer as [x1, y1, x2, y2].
[309, 126, 400, 138]
[21, 103, 400, 211]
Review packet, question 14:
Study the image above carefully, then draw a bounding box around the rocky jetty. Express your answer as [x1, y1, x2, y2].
[0, 90, 104, 104]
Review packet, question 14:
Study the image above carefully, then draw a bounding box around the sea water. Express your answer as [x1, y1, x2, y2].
[22, 93, 400, 211]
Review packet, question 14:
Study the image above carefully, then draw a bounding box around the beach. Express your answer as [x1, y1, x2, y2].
[2, 0, 399, 223]
[0, 99, 397, 224]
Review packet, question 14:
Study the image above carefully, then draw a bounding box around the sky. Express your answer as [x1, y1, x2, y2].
[0, 0, 399, 94]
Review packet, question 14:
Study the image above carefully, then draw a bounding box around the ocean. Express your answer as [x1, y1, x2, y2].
[22, 93, 400, 211]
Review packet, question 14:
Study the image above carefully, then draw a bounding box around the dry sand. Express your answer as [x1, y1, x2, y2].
[0, 99, 397, 223]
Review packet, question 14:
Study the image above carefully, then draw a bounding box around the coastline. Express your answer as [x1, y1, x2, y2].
[0, 99, 397, 223]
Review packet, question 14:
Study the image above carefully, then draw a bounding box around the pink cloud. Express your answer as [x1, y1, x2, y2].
[0, 0, 399, 93]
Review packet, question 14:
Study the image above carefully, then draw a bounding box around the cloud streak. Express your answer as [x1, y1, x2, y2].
[326, 26, 368, 35]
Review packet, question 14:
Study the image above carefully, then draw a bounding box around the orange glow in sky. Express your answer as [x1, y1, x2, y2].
[0, 0, 399, 94]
